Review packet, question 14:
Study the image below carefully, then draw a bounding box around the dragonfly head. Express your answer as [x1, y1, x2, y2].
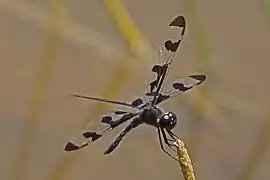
[158, 112, 177, 130]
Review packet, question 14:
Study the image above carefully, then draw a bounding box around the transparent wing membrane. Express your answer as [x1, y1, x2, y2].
[64, 110, 138, 151]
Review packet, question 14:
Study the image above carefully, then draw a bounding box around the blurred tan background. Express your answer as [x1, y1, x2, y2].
[1, 0, 270, 180]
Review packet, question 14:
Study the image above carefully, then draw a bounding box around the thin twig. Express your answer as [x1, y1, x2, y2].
[174, 139, 195, 180]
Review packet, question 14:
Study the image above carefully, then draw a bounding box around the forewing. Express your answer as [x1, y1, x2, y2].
[64, 110, 138, 151]
[150, 15, 186, 93]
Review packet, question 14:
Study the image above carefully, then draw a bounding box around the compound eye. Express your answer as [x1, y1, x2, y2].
[159, 112, 177, 130]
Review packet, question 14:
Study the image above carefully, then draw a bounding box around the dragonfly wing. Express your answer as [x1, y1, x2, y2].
[150, 15, 186, 93]
[146, 74, 206, 105]
[64, 110, 138, 151]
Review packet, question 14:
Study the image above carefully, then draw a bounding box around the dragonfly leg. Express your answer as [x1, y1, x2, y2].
[160, 128, 177, 152]
[166, 129, 180, 140]
[157, 127, 178, 162]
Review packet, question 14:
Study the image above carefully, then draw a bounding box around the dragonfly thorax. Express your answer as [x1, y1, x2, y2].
[139, 106, 162, 126]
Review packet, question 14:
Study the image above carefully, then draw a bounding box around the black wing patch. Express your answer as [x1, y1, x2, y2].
[64, 110, 138, 152]
[131, 98, 144, 107]
[150, 65, 167, 93]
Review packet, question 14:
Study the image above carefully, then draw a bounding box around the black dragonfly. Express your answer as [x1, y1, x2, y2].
[64, 15, 206, 161]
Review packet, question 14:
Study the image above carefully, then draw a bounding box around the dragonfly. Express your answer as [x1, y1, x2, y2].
[64, 15, 206, 161]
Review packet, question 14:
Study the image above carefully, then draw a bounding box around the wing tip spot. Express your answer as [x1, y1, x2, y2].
[64, 142, 80, 151]
[190, 75, 206, 84]
[170, 15, 186, 27]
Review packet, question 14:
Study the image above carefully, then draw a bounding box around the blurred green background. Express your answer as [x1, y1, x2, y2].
[1, 0, 270, 180]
